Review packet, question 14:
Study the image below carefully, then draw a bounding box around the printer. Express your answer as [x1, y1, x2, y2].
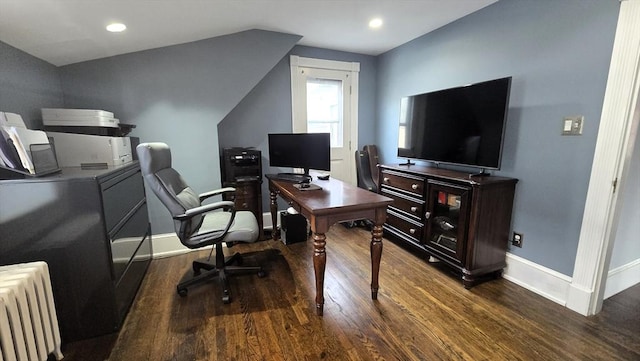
[42, 108, 119, 128]
[46, 131, 132, 168]
[42, 108, 133, 168]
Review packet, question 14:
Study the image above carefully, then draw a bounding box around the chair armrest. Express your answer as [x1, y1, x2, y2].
[174, 200, 235, 221]
[199, 187, 236, 202]
[177, 200, 239, 246]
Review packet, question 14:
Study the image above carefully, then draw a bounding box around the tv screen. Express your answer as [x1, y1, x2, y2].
[268, 133, 331, 175]
[397, 76, 512, 170]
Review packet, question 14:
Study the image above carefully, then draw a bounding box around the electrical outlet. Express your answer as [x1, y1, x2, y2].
[512, 232, 523, 248]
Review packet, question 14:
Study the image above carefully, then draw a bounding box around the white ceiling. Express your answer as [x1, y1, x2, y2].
[0, 0, 496, 67]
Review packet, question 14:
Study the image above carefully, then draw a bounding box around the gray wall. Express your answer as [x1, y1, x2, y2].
[218, 45, 378, 210]
[58, 30, 301, 234]
[0, 42, 64, 128]
[375, 0, 620, 276]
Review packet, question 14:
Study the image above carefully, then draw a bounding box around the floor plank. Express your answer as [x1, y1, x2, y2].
[59, 226, 640, 361]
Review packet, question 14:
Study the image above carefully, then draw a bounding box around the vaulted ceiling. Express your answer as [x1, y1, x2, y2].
[0, 0, 496, 66]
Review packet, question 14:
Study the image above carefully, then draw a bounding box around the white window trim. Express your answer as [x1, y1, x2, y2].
[290, 55, 359, 140]
[290, 55, 360, 184]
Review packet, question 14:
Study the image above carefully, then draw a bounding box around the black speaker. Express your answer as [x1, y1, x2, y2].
[280, 211, 308, 245]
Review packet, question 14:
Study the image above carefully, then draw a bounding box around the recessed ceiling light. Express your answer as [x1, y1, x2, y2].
[106, 23, 126, 33]
[369, 18, 383, 29]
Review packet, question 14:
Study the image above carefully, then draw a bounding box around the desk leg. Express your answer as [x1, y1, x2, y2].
[313, 232, 326, 316]
[370, 224, 383, 300]
[269, 189, 278, 241]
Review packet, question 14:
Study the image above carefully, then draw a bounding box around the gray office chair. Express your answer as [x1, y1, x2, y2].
[136, 142, 265, 303]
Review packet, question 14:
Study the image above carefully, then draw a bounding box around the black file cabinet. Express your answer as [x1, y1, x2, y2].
[0, 162, 152, 342]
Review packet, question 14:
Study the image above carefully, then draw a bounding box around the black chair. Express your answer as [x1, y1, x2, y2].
[136, 142, 265, 303]
[346, 144, 381, 229]
[355, 144, 380, 193]
[362, 144, 380, 190]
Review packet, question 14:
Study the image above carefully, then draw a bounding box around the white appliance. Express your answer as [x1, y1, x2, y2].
[47, 132, 132, 168]
[41, 108, 119, 128]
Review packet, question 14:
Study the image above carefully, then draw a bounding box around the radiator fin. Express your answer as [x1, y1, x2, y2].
[0, 262, 63, 361]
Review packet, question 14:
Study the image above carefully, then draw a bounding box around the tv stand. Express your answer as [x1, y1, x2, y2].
[399, 159, 415, 166]
[378, 164, 517, 288]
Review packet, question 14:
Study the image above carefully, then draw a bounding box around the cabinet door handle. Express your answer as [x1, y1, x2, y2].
[410, 206, 418, 212]
[383, 177, 390, 183]
[411, 184, 419, 190]
[425, 211, 431, 219]
[409, 228, 416, 234]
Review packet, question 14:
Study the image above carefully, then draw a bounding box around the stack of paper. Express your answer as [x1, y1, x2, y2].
[0, 112, 51, 174]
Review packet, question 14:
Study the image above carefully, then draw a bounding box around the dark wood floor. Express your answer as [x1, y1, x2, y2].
[60, 226, 640, 360]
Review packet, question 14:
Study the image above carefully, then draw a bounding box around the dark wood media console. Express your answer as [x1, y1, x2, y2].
[378, 164, 517, 288]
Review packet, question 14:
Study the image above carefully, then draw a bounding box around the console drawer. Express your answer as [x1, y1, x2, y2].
[381, 188, 424, 221]
[226, 183, 258, 212]
[234, 198, 259, 215]
[380, 170, 425, 196]
[386, 210, 423, 243]
[234, 183, 257, 198]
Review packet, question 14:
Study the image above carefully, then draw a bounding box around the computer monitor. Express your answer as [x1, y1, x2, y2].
[268, 133, 331, 176]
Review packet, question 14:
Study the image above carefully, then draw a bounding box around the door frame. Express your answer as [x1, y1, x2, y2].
[290, 55, 360, 184]
[568, 0, 640, 315]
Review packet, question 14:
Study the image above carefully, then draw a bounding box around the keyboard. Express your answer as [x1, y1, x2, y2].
[266, 173, 311, 183]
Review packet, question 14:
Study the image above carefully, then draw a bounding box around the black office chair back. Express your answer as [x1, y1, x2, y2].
[137, 142, 204, 239]
[355, 149, 377, 192]
[362, 144, 380, 190]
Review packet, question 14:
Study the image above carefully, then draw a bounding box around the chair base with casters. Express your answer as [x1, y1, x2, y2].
[176, 243, 266, 303]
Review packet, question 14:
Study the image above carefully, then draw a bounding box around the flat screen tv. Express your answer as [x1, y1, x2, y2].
[397, 76, 512, 171]
[268, 133, 331, 176]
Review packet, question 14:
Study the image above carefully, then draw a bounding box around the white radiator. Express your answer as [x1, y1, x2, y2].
[0, 262, 63, 361]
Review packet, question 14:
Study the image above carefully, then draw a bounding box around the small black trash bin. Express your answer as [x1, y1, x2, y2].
[280, 211, 308, 245]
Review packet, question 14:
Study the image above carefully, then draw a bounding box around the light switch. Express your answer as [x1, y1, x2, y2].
[564, 119, 573, 132]
[562, 116, 584, 136]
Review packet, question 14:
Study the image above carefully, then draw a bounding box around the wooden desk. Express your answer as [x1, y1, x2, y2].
[267, 175, 393, 316]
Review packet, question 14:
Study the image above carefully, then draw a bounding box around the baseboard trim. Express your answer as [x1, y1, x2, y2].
[503, 252, 572, 306]
[504, 253, 640, 314]
[262, 211, 281, 231]
[566, 283, 592, 315]
[151, 233, 206, 259]
[604, 258, 640, 299]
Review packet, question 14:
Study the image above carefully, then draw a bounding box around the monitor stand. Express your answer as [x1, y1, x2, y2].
[469, 169, 491, 178]
[399, 159, 415, 166]
[276, 172, 312, 183]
